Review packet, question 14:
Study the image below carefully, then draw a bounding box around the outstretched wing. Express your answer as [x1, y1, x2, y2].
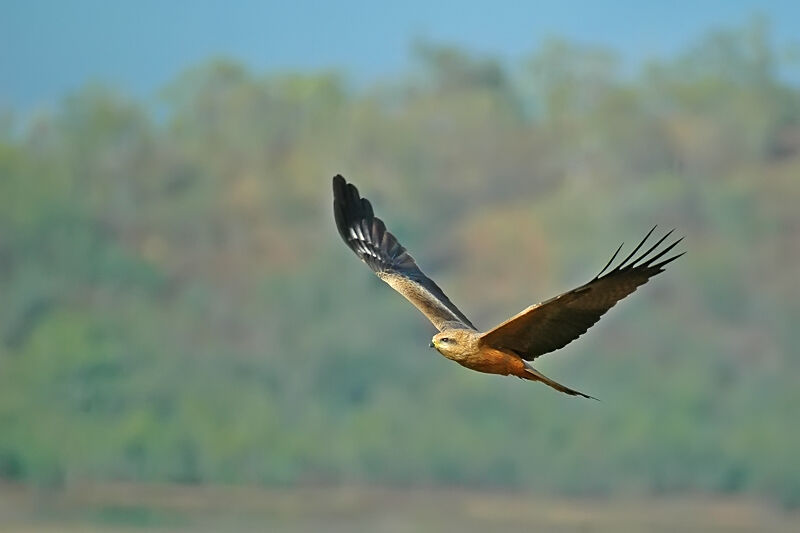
[333, 175, 476, 331]
[480, 227, 683, 360]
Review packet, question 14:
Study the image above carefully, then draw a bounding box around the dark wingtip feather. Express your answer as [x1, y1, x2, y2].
[333, 175, 379, 245]
[617, 225, 658, 269]
[346, 182, 360, 209]
[641, 236, 684, 268]
[595, 228, 685, 282]
[628, 229, 675, 269]
[652, 250, 686, 271]
[332, 175, 352, 242]
[332, 175, 347, 205]
[361, 198, 374, 218]
[594, 242, 624, 280]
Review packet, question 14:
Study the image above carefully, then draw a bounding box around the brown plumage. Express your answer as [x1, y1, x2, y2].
[333, 175, 683, 399]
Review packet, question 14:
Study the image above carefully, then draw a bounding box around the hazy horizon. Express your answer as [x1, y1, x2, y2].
[3, 0, 800, 113]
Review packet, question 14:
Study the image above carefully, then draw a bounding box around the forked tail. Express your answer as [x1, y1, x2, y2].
[521, 362, 598, 400]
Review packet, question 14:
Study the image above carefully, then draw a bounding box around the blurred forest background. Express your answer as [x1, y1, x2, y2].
[1, 15, 799, 531]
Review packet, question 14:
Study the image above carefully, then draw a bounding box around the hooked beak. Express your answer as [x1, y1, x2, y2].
[429, 341, 435, 348]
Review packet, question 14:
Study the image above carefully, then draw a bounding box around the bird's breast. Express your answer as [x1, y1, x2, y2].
[458, 347, 525, 377]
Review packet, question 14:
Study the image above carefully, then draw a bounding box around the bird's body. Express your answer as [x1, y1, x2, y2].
[332, 175, 683, 399]
[431, 329, 596, 398]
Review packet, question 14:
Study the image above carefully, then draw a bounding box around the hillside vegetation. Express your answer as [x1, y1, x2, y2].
[0, 20, 798, 505]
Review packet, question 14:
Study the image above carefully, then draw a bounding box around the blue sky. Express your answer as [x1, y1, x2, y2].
[2, 1, 799, 112]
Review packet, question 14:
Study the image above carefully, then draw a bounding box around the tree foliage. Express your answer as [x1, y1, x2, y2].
[0, 20, 798, 505]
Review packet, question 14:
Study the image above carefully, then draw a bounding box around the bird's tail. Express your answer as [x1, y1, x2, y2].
[521, 362, 598, 400]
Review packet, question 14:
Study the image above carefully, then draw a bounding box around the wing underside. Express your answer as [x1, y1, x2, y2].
[333, 175, 475, 332]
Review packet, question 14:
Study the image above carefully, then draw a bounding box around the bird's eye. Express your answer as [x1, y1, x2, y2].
[440, 337, 451, 343]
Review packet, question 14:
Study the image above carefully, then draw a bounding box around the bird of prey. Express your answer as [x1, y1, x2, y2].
[332, 175, 683, 399]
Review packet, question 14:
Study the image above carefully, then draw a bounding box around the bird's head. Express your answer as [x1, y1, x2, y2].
[430, 330, 478, 360]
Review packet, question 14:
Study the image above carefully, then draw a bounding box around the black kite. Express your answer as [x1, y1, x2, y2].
[332, 175, 683, 399]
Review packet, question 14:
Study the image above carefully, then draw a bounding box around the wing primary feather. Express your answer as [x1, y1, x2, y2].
[593, 242, 624, 280]
[347, 182, 359, 205]
[626, 228, 675, 269]
[361, 198, 373, 218]
[640, 237, 684, 268]
[380, 230, 392, 252]
[652, 251, 686, 271]
[616, 225, 657, 270]
[333, 177, 350, 242]
[371, 218, 381, 244]
[353, 221, 365, 242]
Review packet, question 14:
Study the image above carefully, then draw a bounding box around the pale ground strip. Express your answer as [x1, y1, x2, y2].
[0, 483, 797, 532]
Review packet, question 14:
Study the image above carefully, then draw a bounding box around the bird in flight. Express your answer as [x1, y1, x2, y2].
[332, 175, 683, 399]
